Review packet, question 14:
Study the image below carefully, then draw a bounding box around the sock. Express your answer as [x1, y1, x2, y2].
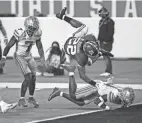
[63, 16, 72, 23]
[60, 91, 63, 97]
[69, 72, 74, 76]
[29, 95, 33, 98]
[20, 97, 25, 99]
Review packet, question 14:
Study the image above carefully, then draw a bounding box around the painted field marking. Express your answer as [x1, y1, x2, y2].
[0, 83, 142, 89]
[26, 102, 142, 123]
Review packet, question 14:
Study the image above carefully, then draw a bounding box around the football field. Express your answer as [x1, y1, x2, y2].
[0, 59, 142, 123]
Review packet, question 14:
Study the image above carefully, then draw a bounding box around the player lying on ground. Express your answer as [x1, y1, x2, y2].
[0, 96, 17, 113]
[0, 16, 45, 108]
[56, 7, 114, 87]
[48, 64, 135, 109]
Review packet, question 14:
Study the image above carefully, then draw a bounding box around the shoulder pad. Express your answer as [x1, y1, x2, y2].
[13, 28, 25, 40]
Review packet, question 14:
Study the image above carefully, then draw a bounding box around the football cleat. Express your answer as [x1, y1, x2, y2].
[18, 98, 28, 107]
[1, 102, 17, 113]
[48, 87, 61, 101]
[56, 7, 67, 19]
[60, 64, 76, 72]
[28, 97, 39, 108]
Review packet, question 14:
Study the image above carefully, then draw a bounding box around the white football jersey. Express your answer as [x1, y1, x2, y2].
[13, 28, 42, 56]
[95, 80, 121, 104]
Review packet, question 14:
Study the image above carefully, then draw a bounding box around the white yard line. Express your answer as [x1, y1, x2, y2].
[0, 83, 142, 89]
[26, 102, 142, 123]
[26, 108, 107, 123]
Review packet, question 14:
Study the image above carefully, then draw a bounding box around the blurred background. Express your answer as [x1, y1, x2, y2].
[0, 0, 141, 58]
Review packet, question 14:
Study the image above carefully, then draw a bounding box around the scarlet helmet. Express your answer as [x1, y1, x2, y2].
[24, 16, 39, 37]
[83, 41, 99, 57]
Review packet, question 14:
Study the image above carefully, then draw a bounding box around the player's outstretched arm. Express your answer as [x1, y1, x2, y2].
[0, 36, 17, 67]
[77, 65, 96, 86]
[0, 20, 8, 45]
[36, 38, 45, 65]
[3, 36, 17, 57]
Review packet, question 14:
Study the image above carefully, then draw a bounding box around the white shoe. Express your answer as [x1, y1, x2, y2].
[36, 72, 42, 76]
[43, 72, 54, 77]
[1, 102, 17, 113]
[100, 72, 111, 77]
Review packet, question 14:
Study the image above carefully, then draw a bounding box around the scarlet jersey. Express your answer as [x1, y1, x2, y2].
[13, 28, 42, 56]
[95, 81, 121, 105]
[64, 37, 84, 57]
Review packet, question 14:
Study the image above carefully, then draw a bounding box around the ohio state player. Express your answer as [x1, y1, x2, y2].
[0, 16, 45, 108]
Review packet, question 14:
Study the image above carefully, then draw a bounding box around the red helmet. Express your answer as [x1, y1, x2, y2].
[83, 41, 99, 57]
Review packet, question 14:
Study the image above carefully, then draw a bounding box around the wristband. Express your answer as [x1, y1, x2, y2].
[69, 72, 74, 76]
[89, 80, 96, 86]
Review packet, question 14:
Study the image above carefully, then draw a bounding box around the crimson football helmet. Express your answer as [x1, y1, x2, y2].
[83, 41, 99, 57]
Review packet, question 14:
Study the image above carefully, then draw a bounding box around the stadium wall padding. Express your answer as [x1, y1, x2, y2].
[0, 17, 142, 58]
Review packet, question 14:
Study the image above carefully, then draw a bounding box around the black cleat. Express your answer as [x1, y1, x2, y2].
[60, 64, 76, 72]
[48, 87, 61, 101]
[18, 98, 28, 107]
[28, 97, 39, 108]
[56, 7, 67, 19]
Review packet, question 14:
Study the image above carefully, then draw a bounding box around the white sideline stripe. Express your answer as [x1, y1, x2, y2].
[26, 102, 142, 123]
[0, 83, 142, 89]
[26, 109, 106, 123]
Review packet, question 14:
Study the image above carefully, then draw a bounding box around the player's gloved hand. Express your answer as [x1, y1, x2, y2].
[0, 56, 6, 68]
[4, 37, 8, 45]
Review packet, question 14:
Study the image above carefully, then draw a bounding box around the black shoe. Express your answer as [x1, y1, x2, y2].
[56, 7, 67, 19]
[28, 97, 39, 108]
[18, 98, 28, 107]
[48, 87, 61, 101]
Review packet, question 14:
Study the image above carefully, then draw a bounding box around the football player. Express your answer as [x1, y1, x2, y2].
[0, 20, 8, 74]
[48, 64, 135, 109]
[0, 96, 17, 113]
[0, 16, 45, 108]
[55, 7, 114, 87]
